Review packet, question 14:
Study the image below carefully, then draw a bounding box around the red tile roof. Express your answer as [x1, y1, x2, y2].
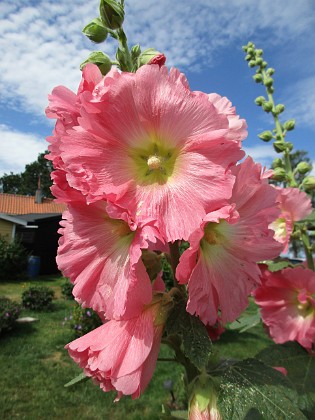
[0, 193, 66, 215]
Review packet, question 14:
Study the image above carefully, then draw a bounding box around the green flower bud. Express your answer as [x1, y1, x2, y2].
[247, 42, 255, 48]
[255, 57, 263, 65]
[131, 44, 141, 65]
[286, 142, 294, 151]
[245, 54, 252, 61]
[116, 46, 128, 70]
[242, 45, 248, 52]
[82, 17, 108, 43]
[271, 158, 284, 169]
[255, 96, 265, 106]
[253, 74, 263, 83]
[80, 51, 112, 75]
[267, 86, 275, 94]
[258, 130, 273, 142]
[100, 0, 124, 30]
[256, 49, 263, 56]
[247, 47, 254, 55]
[296, 161, 312, 174]
[273, 141, 286, 153]
[271, 167, 287, 181]
[302, 176, 315, 191]
[283, 119, 295, 131]
[248, 60, 256, 68]
[264, 77, 273, 87]
[261, 60, 268, 68]
[266, 67, 275, 76]
[274, 104, 285, 114]
[262, 101, 273, 112]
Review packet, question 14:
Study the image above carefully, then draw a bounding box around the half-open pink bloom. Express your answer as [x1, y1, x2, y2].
[66, 293, 172, 400]
[176, 157, 282, 325]
[270, 187, 312, 253]
[52, 63, 244, 242]
[57, 199, 163, 320]
[254, 266, 315, 351]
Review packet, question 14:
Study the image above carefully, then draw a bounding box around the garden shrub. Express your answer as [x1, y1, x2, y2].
[68, 304, 102, 337]
[60, 278, 74, 300]
[0, 236, 28, 281]
[0, 296, 21, 334]
[22, 285, 55, 311]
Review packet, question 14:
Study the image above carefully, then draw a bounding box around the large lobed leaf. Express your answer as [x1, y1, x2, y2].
[256, 342, 315, 418]
[218, 358, 306, 419]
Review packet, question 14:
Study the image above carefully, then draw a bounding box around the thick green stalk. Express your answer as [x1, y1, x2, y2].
[301, 228, 315, 271]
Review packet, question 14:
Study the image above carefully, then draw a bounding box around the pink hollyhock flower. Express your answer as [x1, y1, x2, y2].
[254, 266, 315, 351]
[51, 63, 245, 242]
[207, 93, 247, 143]
[57, 199, 163, 320]
[273, 367, 288, 376]
[66, 293, 172, 400]
[269, 187, 312, 253]
[176, 157, 282, 325]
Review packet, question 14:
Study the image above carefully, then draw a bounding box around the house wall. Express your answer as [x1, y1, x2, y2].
[0, 219, 14, 241]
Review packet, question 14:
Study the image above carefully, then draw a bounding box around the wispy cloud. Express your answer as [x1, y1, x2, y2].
[285, 76, 315, 130]
[243, 145, 277, 168]
[0, 124, 46, 176]
[0, 0, 314, 117]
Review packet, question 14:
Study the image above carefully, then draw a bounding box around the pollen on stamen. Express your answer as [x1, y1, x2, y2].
[147, 155, 162, 170]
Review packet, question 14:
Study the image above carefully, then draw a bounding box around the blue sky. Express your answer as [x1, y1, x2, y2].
[0, 0, 314, 176]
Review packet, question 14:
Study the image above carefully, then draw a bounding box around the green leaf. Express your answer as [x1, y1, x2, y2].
[64, 372, 89, 388]
[265, 259, 292, 272]
[228, 309, 261, 333]
[218, 358, 306, 419]
[256, 342, 315, 417]
[166, 301, 212, 370]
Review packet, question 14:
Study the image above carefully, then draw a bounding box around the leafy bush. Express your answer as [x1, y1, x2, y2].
[21, 286, 54, 311]
[0, 236, 28, 281]
[0, 296, 21, 334]
[60, 278, 74, 300]
[67, 304, 102, 337]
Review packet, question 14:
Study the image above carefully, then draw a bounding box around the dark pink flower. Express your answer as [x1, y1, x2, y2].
[66, 293, 172, 399]
[254, 266, 315, 351]
[177, 157, 282, 325]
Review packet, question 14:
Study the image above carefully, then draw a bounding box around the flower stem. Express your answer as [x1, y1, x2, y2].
[301, 227, 315, 271]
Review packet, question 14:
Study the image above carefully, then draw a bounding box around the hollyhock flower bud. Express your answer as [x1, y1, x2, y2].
[82, 18, 108, 43]
[80, 51, 112, 75]
[138, 48, 166, 67]
[66, 293, 173, 400]
[302, 176, 315, 191]
[99, 0, 124, 30]
[177, 157, 282, 325]
[254, 266, 315, 351]
[188, 375, 222, 420]
[269, 187, 312, 253]
[296, 161, 312, 175]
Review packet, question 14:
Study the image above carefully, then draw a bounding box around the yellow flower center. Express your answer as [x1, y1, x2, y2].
[147, 155, 163, 171]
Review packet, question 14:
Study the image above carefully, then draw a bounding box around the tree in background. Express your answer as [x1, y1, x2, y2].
[0, 152, 53, 198]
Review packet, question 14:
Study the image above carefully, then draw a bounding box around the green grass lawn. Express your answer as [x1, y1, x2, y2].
[0, 275, 273, 419]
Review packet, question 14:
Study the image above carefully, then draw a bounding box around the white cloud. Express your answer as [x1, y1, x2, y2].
[285, 76, 315, 130]
[0, 124, 46, 176]
[243, 145, 277, 168]
[0, 0, 314, 117]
